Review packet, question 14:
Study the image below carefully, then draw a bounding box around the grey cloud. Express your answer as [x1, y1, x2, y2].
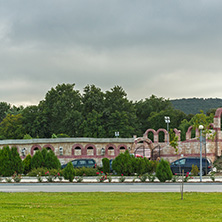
[0, 0, 222, 105]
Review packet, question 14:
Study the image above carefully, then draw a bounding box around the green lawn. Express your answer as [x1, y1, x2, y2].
[0, 192, 221, 221]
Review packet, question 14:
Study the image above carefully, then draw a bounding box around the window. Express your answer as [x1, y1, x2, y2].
[108, 147, 114, 156]
[87, 147, 94, 155]
[79, 160, 87, 165]
[75, 147, 81, 156]
[72, 160, 78, 166]
[175, 158, 186, 165]
[119, 147, 126, 153]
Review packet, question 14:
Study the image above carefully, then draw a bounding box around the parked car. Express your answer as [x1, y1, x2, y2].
[170, 157, 213, 175]
[61, 158, 96, 169]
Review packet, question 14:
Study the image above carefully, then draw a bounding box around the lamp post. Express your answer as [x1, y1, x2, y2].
[101, 147, 105, 156]
[164, 116, 170, 145]
[199, 125, 204, 182]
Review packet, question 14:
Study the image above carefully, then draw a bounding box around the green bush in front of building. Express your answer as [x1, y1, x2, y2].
[102, 158, 110, 174]
[63, 162, 75, 182]
[0, 146, 23, 176]
[156, 159, 172, 182]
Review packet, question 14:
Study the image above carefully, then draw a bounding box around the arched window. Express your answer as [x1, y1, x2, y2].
[33, 147, 39, 155]
[87, 146, 94, 155]
[108, 146, 115, 156]
[75, 147, 82, 156]
[119, 146, 126, 154]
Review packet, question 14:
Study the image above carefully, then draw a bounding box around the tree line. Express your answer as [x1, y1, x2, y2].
[0, 83, 217, 141]
[171, 98, 222, 115]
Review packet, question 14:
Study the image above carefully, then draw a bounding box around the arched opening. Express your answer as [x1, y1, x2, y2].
[108, 146, 115, 156]
[87, 146, 94, 156]
[148, 131, 154, 142]
[33, 147, 39, 155]
[119, 146, 126, 154]
[134, 141, 151, 158]
[75, 147, 82, 156]
[158, 131, 165, 142]
[45, 147, 51, 151]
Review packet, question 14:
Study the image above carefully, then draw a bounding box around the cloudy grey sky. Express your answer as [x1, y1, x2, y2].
[1, 0, 222, 106]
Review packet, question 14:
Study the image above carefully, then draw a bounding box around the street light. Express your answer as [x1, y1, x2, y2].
[199, 125, 204, 182]
[164, 116, 170, 145]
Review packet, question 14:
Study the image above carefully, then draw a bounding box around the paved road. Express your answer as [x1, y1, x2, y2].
[0, 183, 221, 192]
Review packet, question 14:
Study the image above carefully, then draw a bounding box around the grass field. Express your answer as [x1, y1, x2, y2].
[0, 192, 222, 221]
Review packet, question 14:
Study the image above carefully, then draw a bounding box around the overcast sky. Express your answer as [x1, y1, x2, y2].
[1, 0, 222, 106]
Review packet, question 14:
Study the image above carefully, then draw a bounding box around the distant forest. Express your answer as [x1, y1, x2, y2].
[171, 98, 222, 115]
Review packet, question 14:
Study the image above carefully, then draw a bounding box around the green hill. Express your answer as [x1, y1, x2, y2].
[170, 98, 222, 115]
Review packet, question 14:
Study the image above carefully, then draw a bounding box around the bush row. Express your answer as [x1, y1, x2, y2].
[111, 150, 158, 176]
[0, 146, 61, 176]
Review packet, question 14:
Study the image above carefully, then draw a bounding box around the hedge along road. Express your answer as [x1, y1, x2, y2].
[0, 183, 222, 192]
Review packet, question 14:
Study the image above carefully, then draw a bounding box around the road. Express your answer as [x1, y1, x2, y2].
[0, 183, 221, 192]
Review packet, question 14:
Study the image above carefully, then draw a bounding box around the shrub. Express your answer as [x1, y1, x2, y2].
[0, 146, 23, 176]
[31, 148, 61, 170]
[133, 157, 148, 175]
[23, 154, 32, 175]
[156, 159, 172, 182]
[119, 174, 126, 182]
[138, 174, 148, 182]
[57, 133, 69, 138]
[27, 167, 62, 177]
[213, 156, 222, 172]
[102, 158, 110, 174]
[45, 150, 61, 169]
[112, 150, 134, 175]
[191, 164, 199, 176]
[12, 172, 22, 183]
[31, 150, 44, 169]
[149, 160, 159, 173]
[23, 134, 32, 139]
[63, 162, 75, 182]
[11, 147, 23, 174]
[75, 167, 97, 176]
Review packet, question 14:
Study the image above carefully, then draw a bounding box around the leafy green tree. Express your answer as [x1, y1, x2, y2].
[0, 114, 25, 139]
[0, 102, 10, 122]
[135, 95, 172, 133]
[63, 162, 75, 182]
[41, 83, 82, 137]
[80, 111, 105, 138]
[22, 105, 45, 138]
[23, 154, 32, 175]
[156, 159, 172, 182]
[104, 86, 138, 138]
[82, 84, 105, 115]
